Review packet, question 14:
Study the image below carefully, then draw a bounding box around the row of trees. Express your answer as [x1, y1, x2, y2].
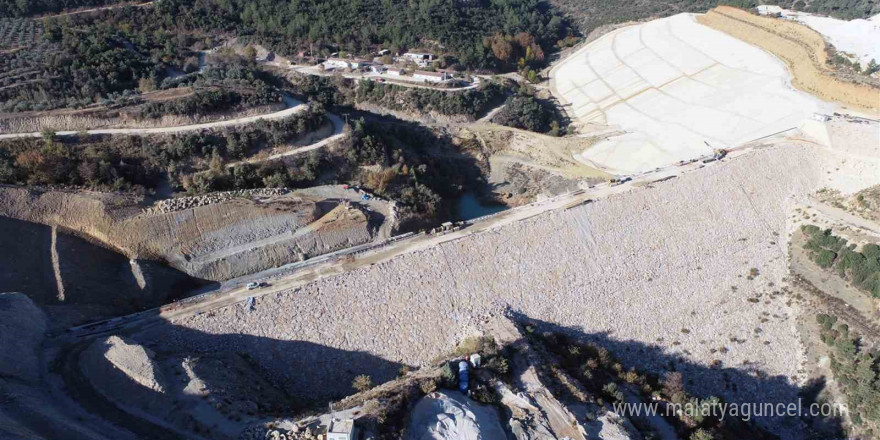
[802, 225, 880, 298]
[138, 86, 281, 119]
[816, 314, 880, 437]
[353, 79, 508, 118]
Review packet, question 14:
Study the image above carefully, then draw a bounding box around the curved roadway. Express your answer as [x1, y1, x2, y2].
[0, 96, 307, 139]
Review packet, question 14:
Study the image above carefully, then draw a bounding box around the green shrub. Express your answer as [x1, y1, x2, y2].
[816, 249, 837, 268]
[352, 374, 374, 392]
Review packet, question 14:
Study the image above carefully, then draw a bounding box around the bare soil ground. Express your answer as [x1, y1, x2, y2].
[455, 124, 609, 205]
[814, 185, 880, 224]
[698, 6, 880, 113]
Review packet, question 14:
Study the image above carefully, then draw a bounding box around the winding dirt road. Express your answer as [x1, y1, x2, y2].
[0, 97, 307, 139]
[224, 113, 347, 168]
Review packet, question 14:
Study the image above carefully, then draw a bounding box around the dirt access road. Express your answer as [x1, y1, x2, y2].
[37, 1, 154, 19]
[224, 113, 347, 168]
[0, 96, 307, 139]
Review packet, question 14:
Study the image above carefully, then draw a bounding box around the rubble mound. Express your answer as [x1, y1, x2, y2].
[0, 293, 47, 382]
[144, 188, 290, 214]
[405, 390, 506, 440]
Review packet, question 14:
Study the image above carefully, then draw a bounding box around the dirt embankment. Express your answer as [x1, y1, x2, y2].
[698, 6, 880, 113]
[0, 186, 376, 282]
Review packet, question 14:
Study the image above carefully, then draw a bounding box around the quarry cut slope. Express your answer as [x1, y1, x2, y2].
[0, 189, 375, 282]
[139, 136, 878, 439]
[552, 13, 827, 174]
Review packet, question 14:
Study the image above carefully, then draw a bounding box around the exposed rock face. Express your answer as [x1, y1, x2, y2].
[0, 293, 47, 383]
[0, 187, 376, 281]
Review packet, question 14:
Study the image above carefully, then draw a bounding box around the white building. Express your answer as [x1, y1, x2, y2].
[327, 419, 354, 440]
[323, 58, 351, 70]
[413, 70, 451, 83]
[402, 52, 435, 67]
[386, 67, 405, 77]
[350, 58, 372, 70]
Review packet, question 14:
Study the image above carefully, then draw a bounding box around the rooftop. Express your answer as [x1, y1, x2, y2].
[329, 418, 354, 434]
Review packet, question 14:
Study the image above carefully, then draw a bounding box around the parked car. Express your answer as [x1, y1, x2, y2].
[246, 282, 260, 290]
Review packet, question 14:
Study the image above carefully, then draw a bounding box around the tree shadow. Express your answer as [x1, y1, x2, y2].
[506, 310, 847, 439]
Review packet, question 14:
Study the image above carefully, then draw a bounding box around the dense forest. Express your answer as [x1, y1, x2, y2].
[775, 0, 879, 19]
[1, 0, 567, 113]
[0, 7, 287, 113]
[155, 0, 573, 70]
[0, 7, 194, 111]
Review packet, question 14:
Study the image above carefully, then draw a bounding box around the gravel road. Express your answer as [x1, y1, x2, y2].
[0, 96, 306, 139]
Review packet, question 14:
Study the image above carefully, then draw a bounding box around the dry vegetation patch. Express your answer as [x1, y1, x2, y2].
[698, 6, 879, 113]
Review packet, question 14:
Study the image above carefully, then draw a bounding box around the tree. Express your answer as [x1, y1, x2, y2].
[243, 45, 257, 61]
[352, 374, 373, 392]
[690, 429, 715, 440]
[866, 59, 880, 75]
[138, 77, 155, 93]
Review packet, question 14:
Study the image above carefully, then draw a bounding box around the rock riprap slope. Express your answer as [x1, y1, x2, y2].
[140, 142, 878, 438]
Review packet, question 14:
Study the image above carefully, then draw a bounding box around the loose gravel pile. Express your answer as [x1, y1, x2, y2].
[143, 188, 290, 214]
